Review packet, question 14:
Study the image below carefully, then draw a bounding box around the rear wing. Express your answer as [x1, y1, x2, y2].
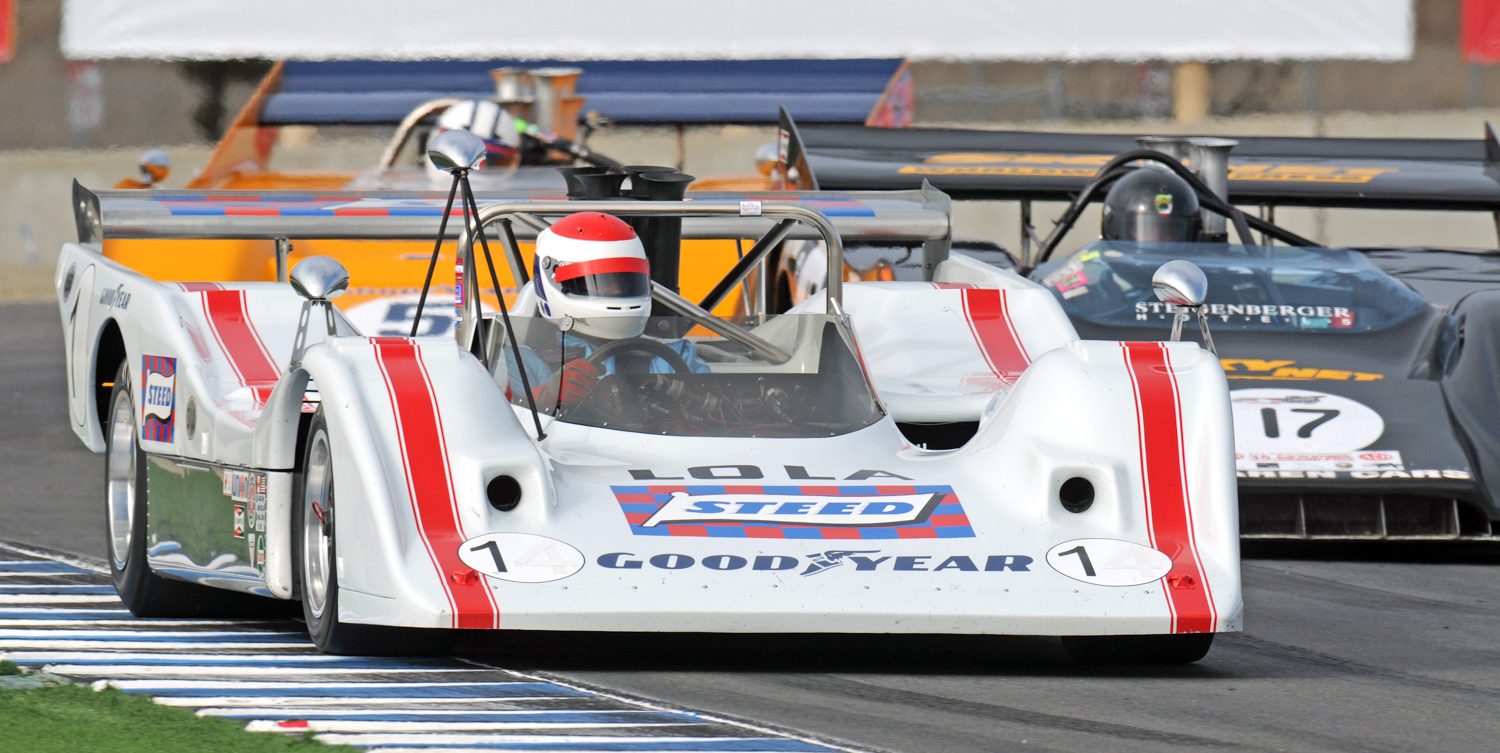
[72, 180, 950, 246]
[260, 59, 914, 128]
[192, 59, 913, 189]
[795, 123, 1500, 211]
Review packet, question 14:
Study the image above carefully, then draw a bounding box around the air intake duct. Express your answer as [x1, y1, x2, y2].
[633, 170, 695, 298]
[558, 166, 612, 199]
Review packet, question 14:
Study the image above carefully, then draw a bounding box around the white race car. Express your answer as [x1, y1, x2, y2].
[56, 147, 1241, 663]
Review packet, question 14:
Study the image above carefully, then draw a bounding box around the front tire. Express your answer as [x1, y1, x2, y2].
[295, 409, 452, 655]
[106, 361, 221, 616]
[1061, 633, 1215, 665]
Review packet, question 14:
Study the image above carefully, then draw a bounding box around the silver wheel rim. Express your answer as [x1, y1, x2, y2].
[105, 387, 137, 570]
[302, 430, 334, 619]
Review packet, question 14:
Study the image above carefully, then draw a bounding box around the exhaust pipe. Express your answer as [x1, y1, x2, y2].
[530, 67, 584, 142]
[1188, 137, 1237, 241]
[1136, 135, 1237, 241]
[1135, 136, 1192, 164]
[489, 67, 536, 121]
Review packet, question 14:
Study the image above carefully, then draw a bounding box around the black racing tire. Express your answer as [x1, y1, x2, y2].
[105, 361, 227, 616]
[294, 408, 453, 656]
[1061, 633, 1215, 665]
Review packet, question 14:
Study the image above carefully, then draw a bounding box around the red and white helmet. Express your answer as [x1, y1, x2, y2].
[434, 99, 520, 167]
[533, 212, 652, 339]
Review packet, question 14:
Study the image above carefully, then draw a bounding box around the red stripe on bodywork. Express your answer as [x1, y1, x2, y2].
[1120, 341, 1217, 634]
[177, 282, 224, 292]
[372, 337, 499, 629]
[959, 289, 1031, 382]
[201, 290, 281, 405]
[552, 257, 649, 282]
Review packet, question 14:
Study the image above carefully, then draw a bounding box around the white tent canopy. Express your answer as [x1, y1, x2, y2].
[62, 0, 1414, 62]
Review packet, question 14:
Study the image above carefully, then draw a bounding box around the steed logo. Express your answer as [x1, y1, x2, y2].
[613, 485, 972, 539]
[640, 491, 944, 529]
[140, 355, 176, 443]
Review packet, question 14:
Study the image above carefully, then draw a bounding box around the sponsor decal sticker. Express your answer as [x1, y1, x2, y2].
[97, 284, 130, 311]
[612, 484, 973, 539]
[1225, 389, 1454, 478]
[1138, 301, 1359, 327]
[904, 154, 1395, 185]
[1042, 257, 1090, 297]
[1232, 388, 1385, 458]
[595, 549, 1033, 575]
[1221, 358, 1382, 383]
[1154, 193, 1173, 216]
[223, 469, 268, 557]
[1239, 468, 1472, 480]
[458, 533, 585, 584]
[1238, 450, 1403, 472]
[140, 355, 176, 443]
[1046, 539, 1172, 587]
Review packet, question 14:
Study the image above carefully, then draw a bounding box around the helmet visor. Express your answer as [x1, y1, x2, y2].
[553, 257, 650, 298]
[1117, 214, 1200, 243]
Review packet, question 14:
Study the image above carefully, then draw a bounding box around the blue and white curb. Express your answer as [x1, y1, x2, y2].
[0, 543, 869, 753]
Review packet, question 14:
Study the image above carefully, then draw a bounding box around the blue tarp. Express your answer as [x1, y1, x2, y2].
[259, 59, 903, 126]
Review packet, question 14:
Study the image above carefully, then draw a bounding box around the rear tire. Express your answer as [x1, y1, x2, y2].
[1061, 633, 1214, 665]
[295, 409, 453, 656]
[106, 361, 225, 616]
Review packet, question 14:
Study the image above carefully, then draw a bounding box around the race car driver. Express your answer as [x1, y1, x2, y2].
[505, 211, 708, 412]
[113, 149, 172, 189]
[1100, 168, 1203, 243]
[431, 99, 522, 172]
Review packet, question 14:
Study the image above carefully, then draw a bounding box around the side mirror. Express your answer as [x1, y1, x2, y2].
[1152, 259, 1216, 354]
[1152, 259, 1207, 308]
[288, 257, 350, 368]
[427, 130, 488, 174]
[289, 256, 350, 301]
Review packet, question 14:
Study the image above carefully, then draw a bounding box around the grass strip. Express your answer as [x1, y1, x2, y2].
[0, 683, 351, 752]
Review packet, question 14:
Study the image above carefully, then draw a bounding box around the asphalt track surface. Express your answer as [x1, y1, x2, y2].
[5, 300, 1500, 753]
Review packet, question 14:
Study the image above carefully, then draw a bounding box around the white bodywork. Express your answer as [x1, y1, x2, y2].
[56, 219, 1241, 638]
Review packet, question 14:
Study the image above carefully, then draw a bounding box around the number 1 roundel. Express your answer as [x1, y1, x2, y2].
[1229, 388, 1385, 454]
[458, 533, 585, 583]
[1046, 539, 1173, 587]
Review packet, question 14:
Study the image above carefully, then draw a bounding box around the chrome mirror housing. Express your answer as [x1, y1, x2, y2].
[289, 256, 350, 301]
[1152, 259, 1207, 308]
[288, 257, 350, 368]
[1152, 259, 1216, 353]
[427, 130, 488, 174]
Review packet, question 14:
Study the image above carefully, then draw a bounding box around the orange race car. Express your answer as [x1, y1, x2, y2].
[106, 59, 913, 334]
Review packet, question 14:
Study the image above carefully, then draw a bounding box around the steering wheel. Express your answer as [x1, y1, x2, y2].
[584, 337, 692, 374]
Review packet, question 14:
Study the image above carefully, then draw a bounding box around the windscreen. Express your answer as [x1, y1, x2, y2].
[1031, 241, 1426, 333]
[490, 314, 884, 438]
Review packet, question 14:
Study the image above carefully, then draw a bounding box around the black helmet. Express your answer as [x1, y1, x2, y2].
[1101, 168, 1203, 243]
